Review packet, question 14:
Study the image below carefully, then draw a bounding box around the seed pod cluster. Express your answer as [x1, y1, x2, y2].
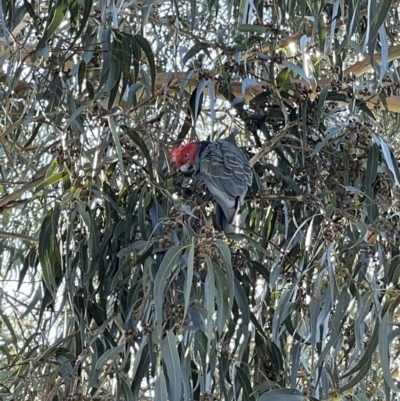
[232, 250, 247, 271]
[142, 322, 153, 336]
[120, 134, 138, 156]
[326, 180, 347, 200]
[88, 49, 101, 68]
[67, 394, 114, 401]
[335, 263, 350, 281]
[348, 156, 365, 185]
[381, 75, 400, 97]
[344, 120, 373, 149]
[194, 233, 216, 266]
[375, 172, 392, 199]
[321, 219, 346, 242]
[305, 99, 318, 121]
[375, 215, 399, 238]
[223, 60, 247, 76]
[302, 382, 314, 397]
[256, 342, 284, 382]
[199, 392, 219, 401]
[74, 228, 87, 244]
[74, 286, 84, 297]
[292, 82, 313, 104]
[164, 303, 189, 327]
[161, 219, 182, 233]
[161, 206, 183, 233]
[51, 145, 67, 165]
[274, 203, 285, 224]
[115, 282, 129, 293]
[166, 303, 184, 320]
[67, 394, 89, 401]
[129, 166, 146, 180]
[79, 187, 91, 202]
[92, 102, 108, 117]
[158, 234, 174, 249]
[191, 226, 224, 274]
[124, 329, 137, 344]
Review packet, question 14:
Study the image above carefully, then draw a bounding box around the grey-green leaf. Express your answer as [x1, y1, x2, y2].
[161, 331, 182, 401]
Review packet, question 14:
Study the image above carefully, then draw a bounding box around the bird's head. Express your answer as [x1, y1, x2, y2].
[170, 142, 197, 172]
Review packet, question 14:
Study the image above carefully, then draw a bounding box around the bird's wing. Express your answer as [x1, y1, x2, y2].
[198, 140, 252, 200]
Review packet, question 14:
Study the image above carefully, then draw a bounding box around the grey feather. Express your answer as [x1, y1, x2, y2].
[194, 140, 252, 232]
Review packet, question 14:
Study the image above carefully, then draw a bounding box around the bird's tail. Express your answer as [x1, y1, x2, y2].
[214, 203, 235, 233]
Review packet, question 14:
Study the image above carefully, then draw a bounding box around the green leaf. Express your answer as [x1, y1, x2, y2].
[120, 376, 134, 401]
[235, 365, 256, 401]
[365, 144, 379, 223]
[378, 25, 389, 82]
[204, 255, 216, 347]
[135, 35, 156, 93]
[104, 59, 121, 94]
[65, 105, 88, 131]
[138, 185, 150, 241]
[317, 10, 326, 52]
[190, 0, 196, 29]
[0, 310, 17, 346]
[213, 239, 234, 311]
[36, 0, 68, 51]
[38, 205, 60, 295]
[153, 246, 183, 337]
[259, 388, 304, 401]
[141, 0, 157, 30]
[366, 0, 393, 48]
[341, 319, 379, 379]
[155, 369, 169, 401]
[238, 0, 251, 24]
[161, 332, 182, 401]
[78, 60, 86, 92]
[379, 295, 400, 392]
[348, 221, 368, 247]
[282, 60, 310, 83]
[122, 125, 154, 181]
[380, 137, 400, 186]
[177, 81, 205, 140]
[214, 262, 231, 335]
[353, 395, 371, 401]
[69, 0, 78, 30]
[183, 241, 194, 320]
[24, 0, 36, 18]
[182, 42, 210, 65]
[71, 0, 92, 45]
[131, 343, 151, 399]
[108, 117, 125, 180]
[127, 83, 143, 106]
[34, 171, 68, 194]
[355, 98, 375, 120]
[33, 331, 78, 362]
[276, 68, 291, 87]
[339, 360, 372, 393]
[228, 233, 269, 256]
[365, 144, 379, 189]
[95, 344, 126, 370]
[238, 24, 266, 34]
[310, 127, 340, 157]
[314, 84, 330, 130]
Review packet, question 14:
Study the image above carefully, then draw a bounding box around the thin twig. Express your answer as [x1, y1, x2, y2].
[249, 122, 299, 166]
[0, 230, 37, 242]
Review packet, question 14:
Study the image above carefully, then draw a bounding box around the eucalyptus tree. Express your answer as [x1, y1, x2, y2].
[1, 0, 400, 400]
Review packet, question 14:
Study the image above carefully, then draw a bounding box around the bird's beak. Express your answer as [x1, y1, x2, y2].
[180, 163, 193, 173]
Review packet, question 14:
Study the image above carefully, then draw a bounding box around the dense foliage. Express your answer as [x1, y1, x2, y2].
[2, 0, 400, 400]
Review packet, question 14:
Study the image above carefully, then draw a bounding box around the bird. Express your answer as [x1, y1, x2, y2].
[171, 140, 252, 232]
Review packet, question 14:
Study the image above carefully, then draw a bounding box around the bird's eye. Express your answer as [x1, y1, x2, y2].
[184, 153, 189, 160]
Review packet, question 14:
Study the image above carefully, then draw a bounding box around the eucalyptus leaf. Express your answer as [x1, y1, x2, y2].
[161, 331, 182, 401]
